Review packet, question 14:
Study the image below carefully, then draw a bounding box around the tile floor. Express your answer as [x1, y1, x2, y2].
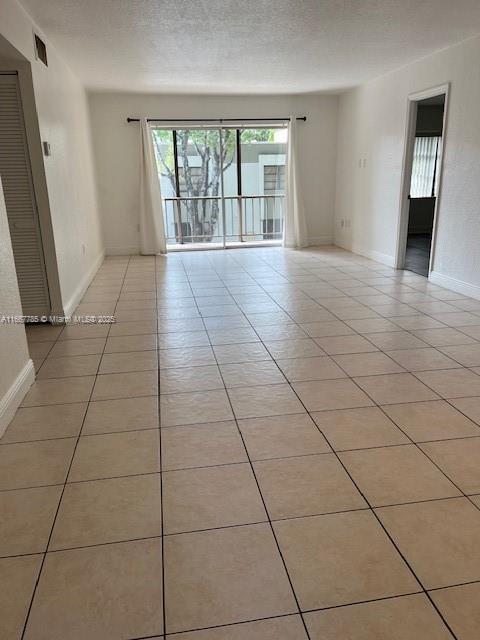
[2, 246, 480, 639]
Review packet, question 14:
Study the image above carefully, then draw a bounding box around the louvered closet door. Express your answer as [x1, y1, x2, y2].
[0, 73, 51, 318]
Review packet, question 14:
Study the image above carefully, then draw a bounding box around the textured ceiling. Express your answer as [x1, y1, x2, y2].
[19, 0, 480, 93]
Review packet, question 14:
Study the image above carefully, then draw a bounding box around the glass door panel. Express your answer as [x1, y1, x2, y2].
[175, 129, 224, 244]
[239, 128, 286, 241]
[220, 129, 239, 244]
[152, 124, 286, 248]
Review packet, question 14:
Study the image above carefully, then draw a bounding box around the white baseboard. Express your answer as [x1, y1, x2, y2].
[0, 359, 35, 438]
[357, 247, 395, 267]
[105, 246, 140, 256]
[334, 236, 350, 248]
[108, 241, 335, 253]
[308, 236, 334, 246]
[429, 271, 480, 300]
[62, 251, 105, 317]
[334, 239, 396, 267]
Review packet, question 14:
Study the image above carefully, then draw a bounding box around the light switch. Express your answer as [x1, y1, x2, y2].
[42, 141, 51, 156]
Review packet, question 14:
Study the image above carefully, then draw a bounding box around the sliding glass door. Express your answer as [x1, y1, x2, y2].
[239, 128, 287, 242]
[151, 125, 287, 248]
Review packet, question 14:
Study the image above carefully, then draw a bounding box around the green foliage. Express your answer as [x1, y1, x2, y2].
[239, 128, 275, 143]
[151, 126, 277, 242]
[152, 127, 275, 163]
[152, 129, 174, 172]
[152, 128, 236, 175]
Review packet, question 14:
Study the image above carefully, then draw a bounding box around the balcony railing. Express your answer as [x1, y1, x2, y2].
[163, 195, 284, 245]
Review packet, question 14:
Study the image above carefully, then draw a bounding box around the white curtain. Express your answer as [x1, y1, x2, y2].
[139, 118, 166, 254]
[283, 116, 308, 249]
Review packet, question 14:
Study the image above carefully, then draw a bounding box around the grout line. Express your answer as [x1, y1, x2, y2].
[5, 402, 480, 446]
[315, 364, 462, 638]
[2, 462, 480, 502]
[192, 283, 313, 640]
[13, 250, 480, 639]
[20, 256, 132, 640]
[156, 255, 184, 640]
[128, 611, 304, 639]
[4, 534, 163, 559]
[240, 259, 460, 640]
[340, 297, 480, 518]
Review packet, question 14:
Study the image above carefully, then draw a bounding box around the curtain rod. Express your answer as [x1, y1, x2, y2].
[126, 116, 306, 123]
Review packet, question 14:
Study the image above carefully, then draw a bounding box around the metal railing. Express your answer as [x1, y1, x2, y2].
[162, 195, 284, 245]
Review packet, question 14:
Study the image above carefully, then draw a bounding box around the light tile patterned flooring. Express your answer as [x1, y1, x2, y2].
[2, 246, 480, 638]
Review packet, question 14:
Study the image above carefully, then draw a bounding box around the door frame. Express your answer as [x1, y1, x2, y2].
[0, 63, 64, 317]
[153, 123, 287, 249]
[395, 83, 450, 274]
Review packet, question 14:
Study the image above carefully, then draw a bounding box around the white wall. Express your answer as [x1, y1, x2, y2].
[0, 0, 104, 314]
[335, 35, 480, 293]
[88, 92, 338, 253]
[0, 180, 34, 437]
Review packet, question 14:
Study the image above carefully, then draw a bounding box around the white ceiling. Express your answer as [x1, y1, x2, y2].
[19, 0, 480, 94]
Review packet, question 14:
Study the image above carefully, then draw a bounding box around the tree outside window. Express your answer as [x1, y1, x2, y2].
[152, 128, 276, 243]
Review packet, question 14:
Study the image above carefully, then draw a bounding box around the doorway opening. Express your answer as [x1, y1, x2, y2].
[397, 86, 448, 277]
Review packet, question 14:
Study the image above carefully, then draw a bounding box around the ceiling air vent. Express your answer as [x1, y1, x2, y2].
[34, 33, 48, 67]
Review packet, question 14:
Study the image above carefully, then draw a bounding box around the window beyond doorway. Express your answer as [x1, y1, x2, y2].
[410, 136, 441, 198]
[151, 126, 287, 248]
